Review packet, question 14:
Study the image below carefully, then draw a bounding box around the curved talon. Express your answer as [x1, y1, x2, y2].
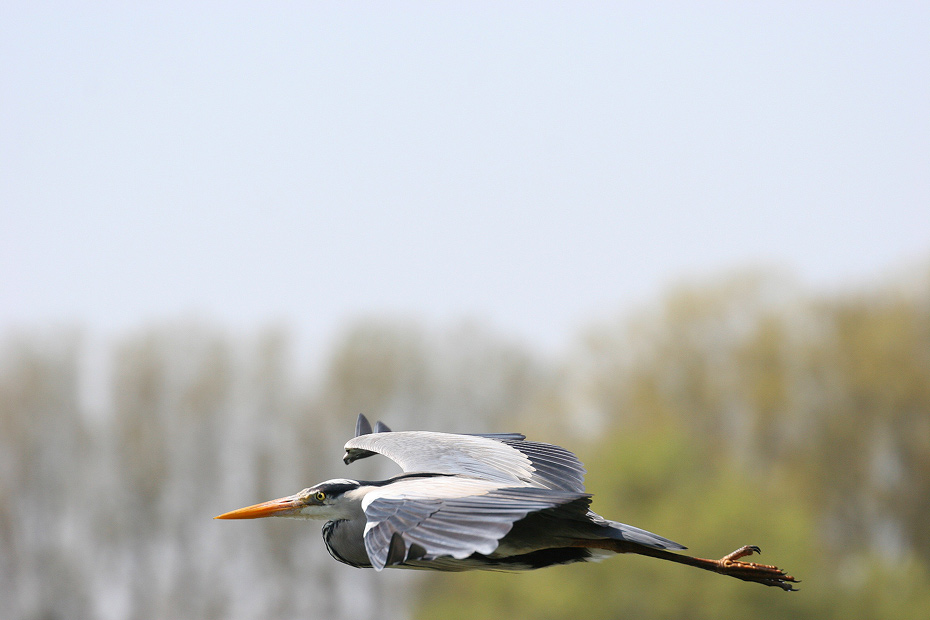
[715, 545, 799, 591]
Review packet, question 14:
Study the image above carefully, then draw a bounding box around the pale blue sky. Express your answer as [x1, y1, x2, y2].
[2, 3, 928, 352]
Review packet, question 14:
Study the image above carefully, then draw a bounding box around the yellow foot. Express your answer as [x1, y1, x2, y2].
[716, 545, 799, 591]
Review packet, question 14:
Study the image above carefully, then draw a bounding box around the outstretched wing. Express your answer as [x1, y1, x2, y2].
[349, 413, 523, 461]
[344, 429, 586, 492]
[360, 477, 589, 570]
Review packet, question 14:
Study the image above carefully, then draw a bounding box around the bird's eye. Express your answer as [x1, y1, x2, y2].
[315, 491, 326, 502]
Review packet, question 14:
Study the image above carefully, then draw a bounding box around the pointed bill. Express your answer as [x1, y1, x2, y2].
[214, 494, 304, 519]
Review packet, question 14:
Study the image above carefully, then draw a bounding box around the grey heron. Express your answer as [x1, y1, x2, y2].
[216, 414, 797, 590]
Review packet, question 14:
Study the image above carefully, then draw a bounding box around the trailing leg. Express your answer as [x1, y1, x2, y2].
[572, 539, 799, 591]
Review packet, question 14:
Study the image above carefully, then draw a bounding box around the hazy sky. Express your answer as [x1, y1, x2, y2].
[2, 3, 928, 352]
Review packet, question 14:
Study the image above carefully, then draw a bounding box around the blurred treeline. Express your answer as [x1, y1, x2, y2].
[1, 270, 928, 620]
[418, 270, 930, 620]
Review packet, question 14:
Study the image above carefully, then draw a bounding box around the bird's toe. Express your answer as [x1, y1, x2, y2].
[715, 546, 799, 591]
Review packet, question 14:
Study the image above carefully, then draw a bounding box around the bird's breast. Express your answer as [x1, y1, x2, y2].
[322, 519, 371, 568]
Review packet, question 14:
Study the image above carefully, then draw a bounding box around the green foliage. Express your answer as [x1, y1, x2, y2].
[415, 270, 930, 620]
[415, 430, 930, 620]
[4, 268, 930, 619]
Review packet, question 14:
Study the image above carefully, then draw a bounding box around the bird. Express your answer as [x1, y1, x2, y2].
[216, 414, 797, 591]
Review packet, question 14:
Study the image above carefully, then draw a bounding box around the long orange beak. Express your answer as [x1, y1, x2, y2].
[214, 494, 304, 519]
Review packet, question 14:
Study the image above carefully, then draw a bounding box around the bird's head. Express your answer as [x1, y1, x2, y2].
[214, 479, 363, 521]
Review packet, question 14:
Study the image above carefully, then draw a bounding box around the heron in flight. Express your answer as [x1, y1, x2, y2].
[216, 414, 797, 590]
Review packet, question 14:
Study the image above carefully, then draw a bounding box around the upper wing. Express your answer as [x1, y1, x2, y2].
[348, 414, 524, 463]
[344, 429, 586, 492]
[360, 477, 589, 570]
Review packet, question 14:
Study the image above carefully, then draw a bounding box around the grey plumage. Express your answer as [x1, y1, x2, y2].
[362, 480, 592, 569]
[343, 430, 586, 492]
[216, 414, 799, 590]
[343, 419, 681, 569]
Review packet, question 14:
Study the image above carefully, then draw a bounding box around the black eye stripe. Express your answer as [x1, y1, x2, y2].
[311, 481, 361, 497]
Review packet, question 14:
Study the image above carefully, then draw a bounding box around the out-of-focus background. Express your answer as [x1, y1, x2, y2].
[2, 3, 929, 619]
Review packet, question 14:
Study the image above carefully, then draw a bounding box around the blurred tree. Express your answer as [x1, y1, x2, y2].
[0, 331, 92, 620]
[3, 267, 929, 620]
[803, 288, 930, 562]
[416, 268, 930, 620]
[320, 319, 542, 435]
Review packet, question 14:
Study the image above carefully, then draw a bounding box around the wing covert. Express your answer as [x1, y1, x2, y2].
[344, 430, 587, 492]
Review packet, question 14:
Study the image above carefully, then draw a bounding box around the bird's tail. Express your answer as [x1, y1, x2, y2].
[591, 513, 687, 551]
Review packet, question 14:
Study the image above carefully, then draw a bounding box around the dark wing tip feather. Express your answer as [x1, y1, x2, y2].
[386, 532, 407, 566]
[374, 420, 392, 433]
[355, 414, 373, 437]
[500, 439, 587, 492]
